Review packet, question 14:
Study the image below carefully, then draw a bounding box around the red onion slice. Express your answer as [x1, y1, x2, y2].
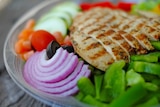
[39, 47, 63, 66]
[32, 61, 84, 88]
[37, 49, 69, 73]
[51, 69, 91, 96]
[23, 48, 91, 96]
[35, 65, 90, 93]
[32, 53, 78, 82]
[34, 51, 73, 76]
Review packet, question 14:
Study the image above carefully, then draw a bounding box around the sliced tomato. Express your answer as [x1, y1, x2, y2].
[80, 3, 92, 11]
[91, 1, 116, 9]
[31, 30, 55, 51]
[116, 2, 134, 12]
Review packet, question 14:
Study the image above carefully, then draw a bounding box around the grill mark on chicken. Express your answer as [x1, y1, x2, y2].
[71, 31, 115, 71]
[91, 8, 160, 41]
[74, 8, 109, 27]
[73, 11, 95, 27]
[80, 19, 97, 31]
[80, 22, 129, 61]
[130, 31, 154, 50]
[137, 18, 160, 30]
[89, 48, 107, 59]
[104, 16, 160, 41]
[116, 19, 160, 41]
[79, 15, 115, 32]
[86, 42, 101, 50]
[101, 36, 129, 61]
[118, 31, 147, 54]
[104, 30, 135, 55]
[97, 28, 133, 58]
[81, 21, 137, 55]
[74, 8, 155, 51]
[90, 29, 129, 61]
[87, 24, 107, 35]
[82, 36, 91, 42]
[70, 7, 159, 71]
[80, 19, 106, 31]
[150, 19, 160, 29]
[97, 17, 155, 50]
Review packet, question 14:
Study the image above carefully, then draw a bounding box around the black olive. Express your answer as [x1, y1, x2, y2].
[46, 40, 61, 59]
[62, 45, 74, 53]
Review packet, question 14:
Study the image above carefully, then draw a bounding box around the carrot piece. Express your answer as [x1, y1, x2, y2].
[63, 36, 72, 46]
[23, 50, 35, 61]
[25, 19, 35, 29]
[15, 19, 35, 60]
[15, 39, 25, 54]
[18, 29, 33, 40]
[15, 39, 32, 54]
[22, 40, 32, 51]
[53, 32, 64, 45]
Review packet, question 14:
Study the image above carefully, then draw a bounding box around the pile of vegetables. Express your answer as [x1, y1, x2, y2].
[13, 1, 160, 107]
[76, 50, 160, 107]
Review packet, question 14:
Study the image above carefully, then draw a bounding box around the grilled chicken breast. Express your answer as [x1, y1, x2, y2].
[70, 7, 159, 71]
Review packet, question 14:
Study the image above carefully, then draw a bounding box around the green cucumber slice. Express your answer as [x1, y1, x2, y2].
[58, 2, 81, 10]
[38, 11, 72, 28]
[34, 17, 67, 36]
[51, 5, 80, 18]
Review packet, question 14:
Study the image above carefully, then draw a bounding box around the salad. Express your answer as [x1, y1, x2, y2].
[14, 1, 160, 107]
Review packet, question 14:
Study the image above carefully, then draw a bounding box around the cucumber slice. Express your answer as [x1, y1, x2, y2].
[58, 2, 81, 10]
[34, 17, 67, 36]
[38, 11, 72, 28]
[51, 5, 80, 18]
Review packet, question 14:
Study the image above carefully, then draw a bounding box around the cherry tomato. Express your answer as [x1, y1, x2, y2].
[31, 30, 55, 51]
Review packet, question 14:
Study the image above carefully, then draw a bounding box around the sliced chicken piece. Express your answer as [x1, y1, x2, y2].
[146, 18, 160, 30]
[114, 18, 160, 41]
[75, 12, 148, 54]
[70, 30, 114, 71]
[74, 16, 129, 60]
[130, 30, 154, 50]
[84, 27, 129, 62]
[117, 31, 147, 54]
[108, 19, 154, 50]
[92, 7, 160, 41]
[70, 7, 158, 71]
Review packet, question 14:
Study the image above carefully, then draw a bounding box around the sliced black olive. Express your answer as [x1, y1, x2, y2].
[62, 45, 74, 53]
[46, 40, 61, 59]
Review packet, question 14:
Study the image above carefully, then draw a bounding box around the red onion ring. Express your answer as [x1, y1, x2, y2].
[23, 48, 91, 96]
